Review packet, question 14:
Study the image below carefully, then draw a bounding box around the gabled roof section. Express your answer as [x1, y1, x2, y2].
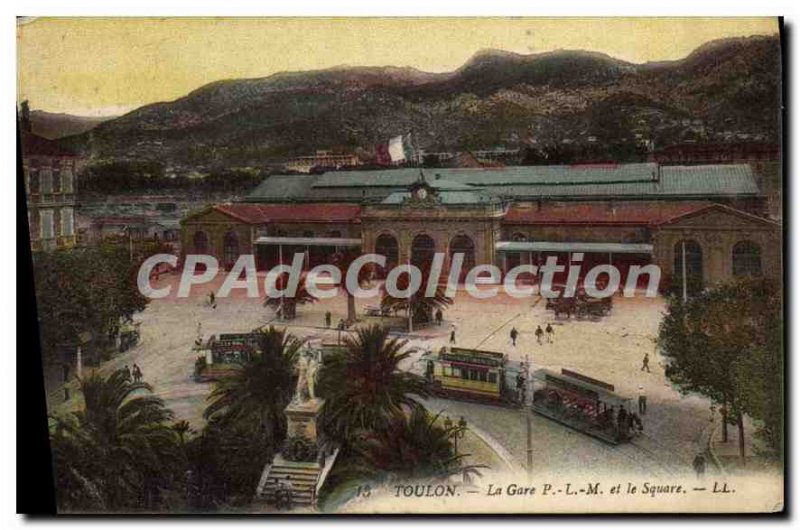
[656, 203, 780, 228]
[183, 203, 362, 225]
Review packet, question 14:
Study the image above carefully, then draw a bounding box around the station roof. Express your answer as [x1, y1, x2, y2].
[242, 163, 761, 203]
[504, 202, 713, 225]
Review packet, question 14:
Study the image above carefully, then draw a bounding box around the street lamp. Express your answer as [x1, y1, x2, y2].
[455, 416, 467, 454]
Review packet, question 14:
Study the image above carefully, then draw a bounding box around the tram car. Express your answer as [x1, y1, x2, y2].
[193, 332, 261, 381]
[421, 347, 525, 405]
[531, 368, 635, 444]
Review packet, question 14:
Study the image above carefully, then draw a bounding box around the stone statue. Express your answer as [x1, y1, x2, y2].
[293, 355, 309, 403]
[306, 354, 320, 400]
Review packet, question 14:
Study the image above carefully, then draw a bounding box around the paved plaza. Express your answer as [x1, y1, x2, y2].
[50, 272, 751, 480]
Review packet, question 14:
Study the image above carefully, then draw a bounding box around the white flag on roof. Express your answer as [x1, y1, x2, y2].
[388, 135, 406, 162]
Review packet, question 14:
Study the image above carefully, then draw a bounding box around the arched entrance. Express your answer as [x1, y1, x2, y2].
[411, 234, 436, 269]
[375, 233, 399, 273]
[732, 240, 762, 278]
[449, 234, 475, 279]
[193, 230, 209, 254]
[222, 231, 239, 269]
[673, 240, 703, 294]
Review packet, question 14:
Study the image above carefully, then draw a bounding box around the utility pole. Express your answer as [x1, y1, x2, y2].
[526, 413, 533, 481]
[407, 253, 413, 333]
[681, 240, 688, 303]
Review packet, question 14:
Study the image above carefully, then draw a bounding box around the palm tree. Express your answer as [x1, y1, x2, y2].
[351, 405, 485, 482]
[380, 265, 453, 327]
[318, 324, 430, 442]
[204, 327, 301, 454]
[49, 369, 184, 512]
[330, 250, 377, 324]
[263, 272, 317, 320]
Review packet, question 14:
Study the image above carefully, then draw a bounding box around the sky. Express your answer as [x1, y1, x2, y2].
[17, 17, 779, 117]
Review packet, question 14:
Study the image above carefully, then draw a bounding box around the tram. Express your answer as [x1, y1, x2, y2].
[531, 368, 635, 444]
[421, 347, 525, 405]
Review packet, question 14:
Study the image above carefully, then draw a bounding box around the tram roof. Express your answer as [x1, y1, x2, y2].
[533, 368, 631, 404]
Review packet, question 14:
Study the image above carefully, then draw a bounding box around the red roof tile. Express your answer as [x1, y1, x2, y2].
[504, 202, 713, 226]
[213, 203, 361, 224]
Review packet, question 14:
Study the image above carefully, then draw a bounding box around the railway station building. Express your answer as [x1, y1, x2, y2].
[180, 163, 781, 291]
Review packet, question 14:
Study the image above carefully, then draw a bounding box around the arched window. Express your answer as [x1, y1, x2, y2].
[673, 239, 703, 293]
[449, 234, 476, 271]
[512, 232, 527, 242]
[411, 234, 436, 268]
[732, 240, 762, 278]
[375, 233, 399, 266]
[223, 231, 239, 267]
[193, 231, 209, 254]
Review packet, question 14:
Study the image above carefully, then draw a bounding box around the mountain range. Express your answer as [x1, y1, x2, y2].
[29, 110, 115, 140]
[59, 34, 782, 167]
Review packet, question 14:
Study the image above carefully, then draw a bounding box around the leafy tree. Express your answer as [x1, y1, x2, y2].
[33, 243, 148, 364]
[318, 324, 430, 442]
[658, 278, 783, 464]
[49, 369, 185, 512]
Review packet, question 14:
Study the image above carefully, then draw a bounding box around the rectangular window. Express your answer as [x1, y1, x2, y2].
[61, 207, 74, 236]
[40, 168, 53, 194]
[488, 373, 498, 384]
[478, 371, 488, 382]
[460, 368, 468, 380]
[61, 168, 74, 193]
[23, 166, 30, 194]
[40, 210, 54, 239]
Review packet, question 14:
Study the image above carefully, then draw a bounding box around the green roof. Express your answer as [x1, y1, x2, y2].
[242, 164, 761, 203]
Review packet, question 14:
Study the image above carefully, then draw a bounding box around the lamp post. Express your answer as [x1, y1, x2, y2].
[455, 416, 467, 454]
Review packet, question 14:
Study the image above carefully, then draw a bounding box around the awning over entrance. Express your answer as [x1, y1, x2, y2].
[254, 236, 362, 247]
[495, 241, 653, 254]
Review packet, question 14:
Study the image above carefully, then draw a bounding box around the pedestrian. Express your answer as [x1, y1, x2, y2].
[638, 385, 647, 415]
[133, 363, 142, 383]
[450, 325, 456, 345]
[535, 325, 544, 345]
[123, 365, 132, 382]
[325, 311, 331, 328]
[692, 453, 706, 479]
[435, 309, 443, 326]
[510, 326, 518, 347]
[338, 318, 345, 331]
[545, 323, 554, 343]
[278, 474, 293, 510]
[641, 352, 650, 372]
[617, 405, 629, 438]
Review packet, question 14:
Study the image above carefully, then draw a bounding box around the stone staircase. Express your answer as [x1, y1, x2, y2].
[256, 455, 321, 508]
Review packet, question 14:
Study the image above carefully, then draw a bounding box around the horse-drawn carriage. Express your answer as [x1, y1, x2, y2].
[545, 287, 612, 319]
[118, 320, 141, 352]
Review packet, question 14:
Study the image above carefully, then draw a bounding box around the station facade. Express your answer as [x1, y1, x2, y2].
[181, 163, 781, 291]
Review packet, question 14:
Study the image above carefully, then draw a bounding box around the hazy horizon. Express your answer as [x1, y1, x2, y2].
[17, 17, 779, 117]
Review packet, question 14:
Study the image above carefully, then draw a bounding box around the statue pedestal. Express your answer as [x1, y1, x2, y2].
[285, 398, 324, 445]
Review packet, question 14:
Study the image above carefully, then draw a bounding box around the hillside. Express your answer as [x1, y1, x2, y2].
[64, 35, 782, 166]
[30, 110, 113, 139]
